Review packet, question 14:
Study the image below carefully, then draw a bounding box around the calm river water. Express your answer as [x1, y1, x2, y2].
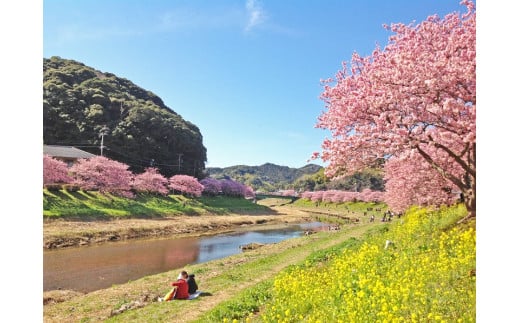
[44, 222, 329, 293]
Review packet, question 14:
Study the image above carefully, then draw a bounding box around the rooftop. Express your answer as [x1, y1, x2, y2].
[43, 145, 97, 159]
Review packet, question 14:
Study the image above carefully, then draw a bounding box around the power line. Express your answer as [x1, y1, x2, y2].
[47, 141, 201, 172]
[106, 146, 192, 168]
[46, 142, 99, 147]
[103, 146, 151, 164]
[68, 145, 99, 148]
[104, 146, 187, 169]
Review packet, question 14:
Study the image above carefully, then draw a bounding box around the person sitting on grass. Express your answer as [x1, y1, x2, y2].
[159, 271, 190, 301]
[187, 273, 198, 294]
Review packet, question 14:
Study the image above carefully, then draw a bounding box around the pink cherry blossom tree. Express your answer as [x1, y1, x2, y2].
[169, 175, 204, 197]
[242, 185, 256, 199]
[310, 191, 324, 203]
[384, 149, 460, 213]
[220, 179, 244, 197]
[43, 155, 72, 185]
[69, 156, 134, 198]
[330, 191, 345, 203]
[301, 191, 313, 200]
[322, 190, 340, 203]
[341, 191, 359, 203]
[280, 189, 297, 197]
[200, 178, 222, 196]
[132, 167, 169, 196]
[314, 2, 476, 220]
[301, 189, 384, 204]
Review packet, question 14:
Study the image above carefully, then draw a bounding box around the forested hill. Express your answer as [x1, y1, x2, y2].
[43, 56, 207, 178]
[207, 163, 384, 193]
[206, 163, 323, 192]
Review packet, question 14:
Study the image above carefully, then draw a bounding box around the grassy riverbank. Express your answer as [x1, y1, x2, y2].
[43, 203, 474, 322]
[43, 195, 319, 249]
[44, 219, 377, 322]
[43, 189, 272, 218]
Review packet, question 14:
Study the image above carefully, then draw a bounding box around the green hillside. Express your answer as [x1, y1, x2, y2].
[43, 56, 207, 178]
[206, 163, 323, 192]
[292, 167, 385, 192]
[207, 163, 385, 192]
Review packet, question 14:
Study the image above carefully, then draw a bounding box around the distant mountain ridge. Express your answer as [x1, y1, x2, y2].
[206, 163, 323, 192]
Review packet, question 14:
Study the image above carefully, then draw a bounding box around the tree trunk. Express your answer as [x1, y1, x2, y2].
[458, 184, 476, 223]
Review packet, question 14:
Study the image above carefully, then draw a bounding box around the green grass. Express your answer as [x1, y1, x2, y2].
[43, 190, 273, 219]
[292, 198, 388, 214]
[194, 280, 274, 323]
[197, 196, 274, 215]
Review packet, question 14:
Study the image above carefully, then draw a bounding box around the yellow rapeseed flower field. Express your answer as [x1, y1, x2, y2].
[262, 204, 475, 322]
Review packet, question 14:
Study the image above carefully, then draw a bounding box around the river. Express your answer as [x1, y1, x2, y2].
[43, 222, 330, 293]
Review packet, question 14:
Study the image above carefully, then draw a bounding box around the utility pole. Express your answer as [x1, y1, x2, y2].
[177, 153, 183, 172]
[99, 125, 110, 156]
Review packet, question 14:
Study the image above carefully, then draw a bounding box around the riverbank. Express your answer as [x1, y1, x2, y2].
[43, 190, 275, 219]
[43, 202, 474, 322]
[43, 199, 319, 249]
[43, 193, 380, 249]
[42, 195, 384, 321]
[43, 219, 380, 322]
[43, 193, 302, 249]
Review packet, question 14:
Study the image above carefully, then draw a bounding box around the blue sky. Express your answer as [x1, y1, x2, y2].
[44, 0, 465, 168]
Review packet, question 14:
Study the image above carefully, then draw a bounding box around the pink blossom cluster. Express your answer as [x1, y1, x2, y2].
[43, 155, 255, 199]
[69, 156, 135, 198]
[133, 167, 170, 196]
[169, 175, 204, 197]
[199, 178, 222, 196]
[199, 177, 255, 198]
[219, 179, 255, 198]
[279, 189, 297, 197]
[314, 2, 476, 216]
[301, 189, 384, 204]
[43, 155, 72, 185]
[383, 150, 460, 213]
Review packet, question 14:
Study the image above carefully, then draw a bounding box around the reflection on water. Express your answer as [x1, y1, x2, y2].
[197, 226, 302, 263]
[43, 222, 329, 293]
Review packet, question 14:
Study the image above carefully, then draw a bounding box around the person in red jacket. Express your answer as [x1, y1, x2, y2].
[159, 271, 190, 301]
[171, 271, 190, 299]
